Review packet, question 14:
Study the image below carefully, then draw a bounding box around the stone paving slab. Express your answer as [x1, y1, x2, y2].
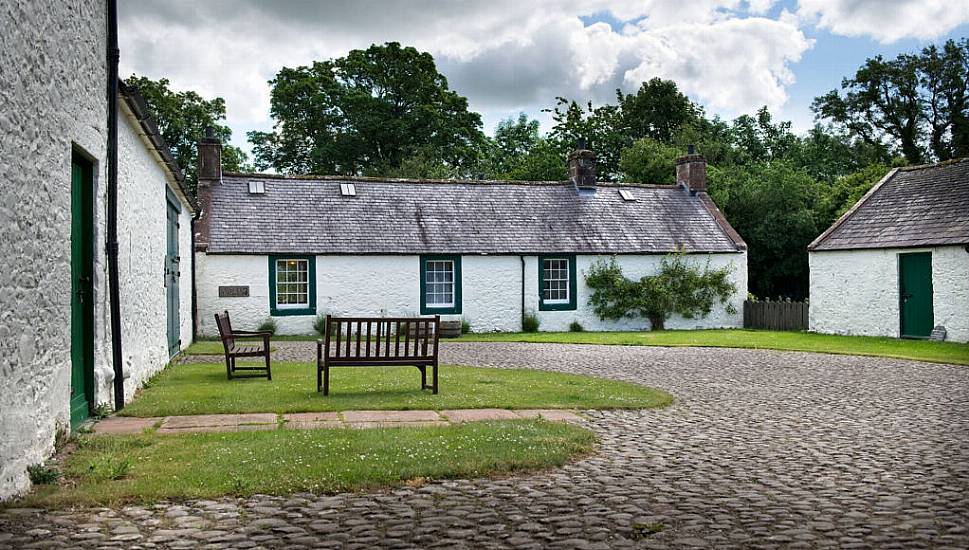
[92, 417, 161, 434]
[282, 412, 340, 423]
[442, 408, 522, 422]
[512, 409, 584, 422]
[162, 413, 278, 429]
[342, 410, 443, 423]
[94, 408, 582, 435]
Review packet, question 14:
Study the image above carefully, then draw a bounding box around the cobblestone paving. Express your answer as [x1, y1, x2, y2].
[2, 342, 968, 549]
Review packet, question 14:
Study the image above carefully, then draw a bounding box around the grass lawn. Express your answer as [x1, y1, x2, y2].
[22, 420, 594, 507]
[455, 329, 969, 366]
[121, 362, 671, 417]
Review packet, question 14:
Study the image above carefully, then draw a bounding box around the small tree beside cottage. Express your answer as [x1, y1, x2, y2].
[585, 254, 737, 330]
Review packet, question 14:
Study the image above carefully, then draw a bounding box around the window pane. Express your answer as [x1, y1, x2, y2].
[542, 258, 570, 303]
[276, 258, 309, 307]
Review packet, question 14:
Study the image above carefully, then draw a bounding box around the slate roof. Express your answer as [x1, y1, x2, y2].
[201, 173, 746, 255]
[809, 159, 969, 251]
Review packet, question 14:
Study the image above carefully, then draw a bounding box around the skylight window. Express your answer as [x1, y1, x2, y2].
[248, 181, 265, 194]
[618, 189, 636, 201]
[340, 183, 356, 197]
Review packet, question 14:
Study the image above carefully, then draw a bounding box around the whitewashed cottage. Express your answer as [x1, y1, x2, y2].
[809, 160, 969, 342]
[0, 0, 195, 499]
[194, 142, 748, 335]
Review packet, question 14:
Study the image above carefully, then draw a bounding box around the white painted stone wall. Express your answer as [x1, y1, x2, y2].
[809, 246, 969, 342]
[0, 0, 108, 501]
[197, 252, 747, 336]
[528, 253, 748, 332]
[114, 104, 195, 402]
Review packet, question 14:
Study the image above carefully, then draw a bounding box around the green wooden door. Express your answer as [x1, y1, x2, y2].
[899, 252, 934, 339]
[70, 154, 95, 428]
[165, 197, 181, 357]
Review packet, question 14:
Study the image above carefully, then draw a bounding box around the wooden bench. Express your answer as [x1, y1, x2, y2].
[214, 311, 272, 380]
[317, 315, 440, 395]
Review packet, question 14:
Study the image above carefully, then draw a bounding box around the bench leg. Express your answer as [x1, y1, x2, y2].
[265, 349, 272, 381]
[225, 355, 233, 380]
[419, 366, 427, 390]
[317, 363, 322, 393]
[432, 363, 438, 394]
[323, 363, 330, 396]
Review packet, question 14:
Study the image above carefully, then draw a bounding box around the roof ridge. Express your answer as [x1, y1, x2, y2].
[897, 157, 969, 172]
[222, 171, 680, 189]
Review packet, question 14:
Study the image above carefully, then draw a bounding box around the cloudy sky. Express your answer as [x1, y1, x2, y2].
[118, 0, 969, 157]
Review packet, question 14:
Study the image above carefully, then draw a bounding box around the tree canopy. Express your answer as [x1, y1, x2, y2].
[813, 38, 968, 164]
[124, 75, 249, 191]
[248, 42, 485, 176]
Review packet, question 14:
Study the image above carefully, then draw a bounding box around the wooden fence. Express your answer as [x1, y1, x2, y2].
[743, 299, 808, 331]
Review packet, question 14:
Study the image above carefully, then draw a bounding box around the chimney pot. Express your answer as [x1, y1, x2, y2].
[675, 147, 707, 194]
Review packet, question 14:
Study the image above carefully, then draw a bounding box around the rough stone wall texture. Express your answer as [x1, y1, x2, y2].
[197, 252, 747, 336]
[809, 246, 969, 342]
[115, 104, 195, 402]
[0, 0, 107, 501]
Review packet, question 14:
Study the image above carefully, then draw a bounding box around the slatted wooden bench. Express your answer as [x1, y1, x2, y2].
[317, 315, 440, 395]
[214, 310, 272, 380]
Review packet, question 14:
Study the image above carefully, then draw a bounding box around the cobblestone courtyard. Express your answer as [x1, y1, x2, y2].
[2, 342, 967, 549]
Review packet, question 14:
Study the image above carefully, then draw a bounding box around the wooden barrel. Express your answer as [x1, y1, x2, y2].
[439, 320, 462, 338]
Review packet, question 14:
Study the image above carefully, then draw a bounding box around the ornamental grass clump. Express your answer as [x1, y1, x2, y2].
[257, 317, 278, 335]
[585, 252, 736, 330]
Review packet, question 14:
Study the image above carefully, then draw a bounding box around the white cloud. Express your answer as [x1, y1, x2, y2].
[118, 0, 814, 151]
[797, 0, 969, 42]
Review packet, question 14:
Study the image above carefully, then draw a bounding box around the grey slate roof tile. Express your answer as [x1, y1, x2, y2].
[811, 159, 969, 251]
[204, 174, 745, 255]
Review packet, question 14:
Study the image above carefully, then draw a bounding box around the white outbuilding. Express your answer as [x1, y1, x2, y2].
[193, 142, 748, 335]
[1, 0, 196, 500]
[808, 160, 969, 342]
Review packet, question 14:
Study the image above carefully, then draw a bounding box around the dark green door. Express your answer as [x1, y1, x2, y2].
[70, 153, 95, 428]
[899, 252, 934, 338]
[165, 197, 181, 357]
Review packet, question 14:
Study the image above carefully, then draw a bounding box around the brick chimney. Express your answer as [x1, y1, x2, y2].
[197, 126, 222, 184]
[676, 144, 706, 194]
[194, 126, 221, 251]
[567, 139, 596, 190]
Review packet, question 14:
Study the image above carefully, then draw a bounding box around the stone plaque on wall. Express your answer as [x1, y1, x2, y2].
[219, 285, 250, 298]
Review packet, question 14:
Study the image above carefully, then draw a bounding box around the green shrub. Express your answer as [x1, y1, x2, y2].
[91, 402, 113, 420]
[522, 312, 540, 333]
[27, 463, 60, 485]
[257, 318, 278, 335]
[461, 320, 471, 334]
[313, 313, 327, 337]
[569, 321, 584, 332]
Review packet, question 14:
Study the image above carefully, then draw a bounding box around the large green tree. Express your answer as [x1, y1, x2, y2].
[708, 162, 823, 299]
[249, 42, 485, 176]
[813, 38, 969, 163]
[618, 78, 702, 143]
[124, 75, 248, 190]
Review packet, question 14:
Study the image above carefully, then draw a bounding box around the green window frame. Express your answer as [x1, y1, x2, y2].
[269, 255, 317, 316]
[538, 254, 577, 311]
[420, 255, 462, 315]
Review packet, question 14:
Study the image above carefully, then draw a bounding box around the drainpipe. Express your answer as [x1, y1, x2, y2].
[520, 255, 526, 330]
[191, 212, 200, 341]
[106, 0, 125, 410]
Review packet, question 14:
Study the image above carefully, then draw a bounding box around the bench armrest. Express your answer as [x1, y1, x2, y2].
[232, 330, 273, 337]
